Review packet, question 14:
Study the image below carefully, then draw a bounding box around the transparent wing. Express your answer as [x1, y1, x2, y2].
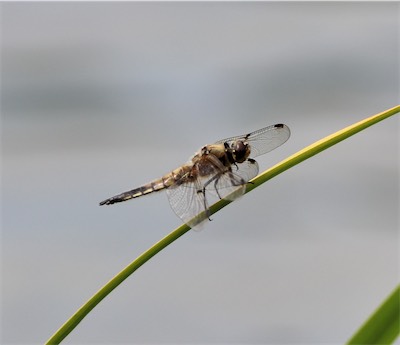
[227, 158, 259, 188]
[216, 123, 290, 158]
[166, 177, 209, 230]
[166, 155, 258, 230]
[212, 158, 259, 202]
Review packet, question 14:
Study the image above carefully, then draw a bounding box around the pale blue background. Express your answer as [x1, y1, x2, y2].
[1, 2, 399, 344]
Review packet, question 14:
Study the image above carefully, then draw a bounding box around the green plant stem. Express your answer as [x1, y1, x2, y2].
[46, 224, 191, 344]
[46, 105, 400, 344]
[247, 104, 400, 191]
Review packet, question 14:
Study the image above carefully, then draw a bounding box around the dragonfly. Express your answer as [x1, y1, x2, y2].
[100, 123, 290, 229]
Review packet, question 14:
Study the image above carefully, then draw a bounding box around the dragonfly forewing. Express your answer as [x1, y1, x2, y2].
[217, 123, 290, 158]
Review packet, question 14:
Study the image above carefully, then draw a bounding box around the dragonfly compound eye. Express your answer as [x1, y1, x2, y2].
[232, 140, 249, 163]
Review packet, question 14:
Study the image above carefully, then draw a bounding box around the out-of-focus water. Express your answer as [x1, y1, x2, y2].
[2, 2, 398, 344]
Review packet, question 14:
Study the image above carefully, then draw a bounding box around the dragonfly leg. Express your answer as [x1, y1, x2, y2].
[213, 177, 223, 199]
[203, 173, 222, 199]
[197, 188, 212, 221]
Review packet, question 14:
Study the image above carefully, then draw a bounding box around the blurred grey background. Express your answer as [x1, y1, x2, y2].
[1, 2, 399, 344]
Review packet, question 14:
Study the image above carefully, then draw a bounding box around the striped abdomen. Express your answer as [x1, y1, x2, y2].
[99, 165, 192, 206]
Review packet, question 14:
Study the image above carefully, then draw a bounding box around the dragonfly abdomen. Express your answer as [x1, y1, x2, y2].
[99, 179, 167, 205]
[99, 165, 192, 206]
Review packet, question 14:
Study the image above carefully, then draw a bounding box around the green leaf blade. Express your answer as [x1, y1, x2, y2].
[346, 285, 400, 345]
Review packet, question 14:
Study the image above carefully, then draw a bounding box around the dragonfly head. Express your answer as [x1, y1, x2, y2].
[231, 140, 250, 163]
